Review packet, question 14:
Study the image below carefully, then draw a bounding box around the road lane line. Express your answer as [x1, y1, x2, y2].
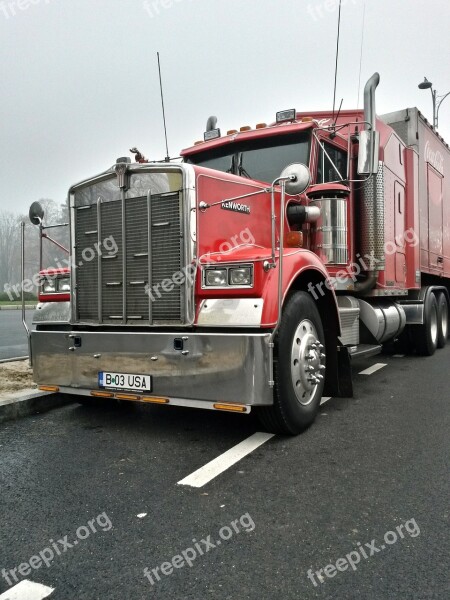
[0, 580, 54, 599]
[359, 363, 387, 375]
[320, 397, 332, 405]
[178, 432, 274, 488]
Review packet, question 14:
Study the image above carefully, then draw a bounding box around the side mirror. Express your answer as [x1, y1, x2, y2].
[279, 163, 311, 195]
[358, 129, 380, 175]
[29, 201, 44, 226]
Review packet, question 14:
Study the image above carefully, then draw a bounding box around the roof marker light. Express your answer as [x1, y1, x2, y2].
[276, 109, 296, 123]
[227, 129, 238, 135]
[240, 126, 252, 132]
[256, 123, 267, 129]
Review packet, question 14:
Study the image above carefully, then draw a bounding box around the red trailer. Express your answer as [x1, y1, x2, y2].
[27, 73, 450, 434]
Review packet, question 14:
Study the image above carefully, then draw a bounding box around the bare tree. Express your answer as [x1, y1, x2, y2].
[0, 211, 21, 292]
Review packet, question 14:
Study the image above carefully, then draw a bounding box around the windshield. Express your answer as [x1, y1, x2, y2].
[186, 133, 311, 183]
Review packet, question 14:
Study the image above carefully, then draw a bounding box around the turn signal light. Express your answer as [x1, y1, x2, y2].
[39, 385, 60, 393]
[285, 231, 304, 248]
[91, 391, 114, 398]
[115, 393, 141, 401]
[213, 403, 248, 413]
[142, 396, 170, 404]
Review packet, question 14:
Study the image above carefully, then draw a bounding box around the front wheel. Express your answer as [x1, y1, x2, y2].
[258, 292, 326, 435]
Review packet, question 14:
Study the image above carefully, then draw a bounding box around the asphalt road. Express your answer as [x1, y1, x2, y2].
[0, 346, 449, 599]
[0, 310, 33, 360]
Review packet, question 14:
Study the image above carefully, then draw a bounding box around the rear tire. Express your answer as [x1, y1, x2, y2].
[436, 292, 449, 349]
[258, 292, 326, 435]
[412, 292, 439, 356]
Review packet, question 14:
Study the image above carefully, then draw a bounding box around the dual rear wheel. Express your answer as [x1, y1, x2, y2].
[412, 290, 449, 356]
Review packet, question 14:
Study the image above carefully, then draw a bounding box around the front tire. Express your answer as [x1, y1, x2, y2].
[258, 292, 326, 435]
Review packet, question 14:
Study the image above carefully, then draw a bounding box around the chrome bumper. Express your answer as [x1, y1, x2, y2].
[30, 330, 273, 406]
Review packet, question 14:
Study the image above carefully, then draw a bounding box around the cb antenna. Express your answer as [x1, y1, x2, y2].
[157, 52, 170, 162]
[332, 0, 342, 125]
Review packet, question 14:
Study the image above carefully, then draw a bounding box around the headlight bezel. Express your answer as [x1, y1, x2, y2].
[41, 275, 71, 295]
[202, 264, 254, 289]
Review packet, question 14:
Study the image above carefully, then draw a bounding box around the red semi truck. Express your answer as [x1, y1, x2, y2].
[28, 73, 450, 434]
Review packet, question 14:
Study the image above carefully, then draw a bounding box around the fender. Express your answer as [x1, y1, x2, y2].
[260, 248, 340, 332]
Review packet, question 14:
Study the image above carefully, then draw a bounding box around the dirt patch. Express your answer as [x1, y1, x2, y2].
[0, 360, 36, 394]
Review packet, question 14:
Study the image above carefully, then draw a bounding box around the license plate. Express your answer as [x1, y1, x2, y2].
[98, 372, 152, 392]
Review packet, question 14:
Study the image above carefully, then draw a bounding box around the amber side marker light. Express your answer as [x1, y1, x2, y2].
[115, 393, 141, 401]
[213, 403, 248, 413]
[285, 231, 304, 248]
[39, 385, 60, 393]
[91, 391, 114, 398]
[142, 396, 170, 405]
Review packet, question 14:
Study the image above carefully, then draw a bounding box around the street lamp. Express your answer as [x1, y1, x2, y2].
[418, 77, 450, 130]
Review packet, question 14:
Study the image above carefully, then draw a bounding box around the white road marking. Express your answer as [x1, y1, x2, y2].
[0, 580, 54, 600]
[359, 363, 387, 375]
[393, 354, 405, 358]
[178, 432, 274, 488]
[137, 513, 147, 519]
[320, 397, 332, 405]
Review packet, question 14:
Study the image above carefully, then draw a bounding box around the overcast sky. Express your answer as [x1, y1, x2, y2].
[1, 0, 449, 215]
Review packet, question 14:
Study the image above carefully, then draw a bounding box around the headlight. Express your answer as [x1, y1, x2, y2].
[205, 269, 228, 287]
[229, 267, 252, 286]
[203, 265, 253, 288]
[58, 277, 70, 292]
[42, 279, 56, 293]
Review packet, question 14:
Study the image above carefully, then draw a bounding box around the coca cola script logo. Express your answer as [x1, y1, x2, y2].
[425, 140, 444, 174]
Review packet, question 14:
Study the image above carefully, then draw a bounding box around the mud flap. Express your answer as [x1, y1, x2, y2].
[324, 343, 353, 398]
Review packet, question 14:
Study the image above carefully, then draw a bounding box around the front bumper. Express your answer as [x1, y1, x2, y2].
[31, 330, 273, 406]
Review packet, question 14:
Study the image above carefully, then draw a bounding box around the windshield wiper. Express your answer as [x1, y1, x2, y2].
[238, 154, 251, 178]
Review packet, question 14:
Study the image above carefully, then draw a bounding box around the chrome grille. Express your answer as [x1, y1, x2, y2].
[74, 186, 184, 325]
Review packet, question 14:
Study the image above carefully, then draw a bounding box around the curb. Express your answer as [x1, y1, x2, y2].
[0, 356, 29, 364]
[0, 305, 36, 310]
[0, 389, 71, 424]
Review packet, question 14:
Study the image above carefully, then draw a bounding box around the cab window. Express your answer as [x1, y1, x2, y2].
[317, 142, 347, 183]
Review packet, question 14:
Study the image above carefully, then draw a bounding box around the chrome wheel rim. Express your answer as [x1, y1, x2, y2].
[290, 319, 325, 406]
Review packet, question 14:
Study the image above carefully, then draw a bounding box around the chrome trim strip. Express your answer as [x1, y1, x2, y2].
[147, 189, 153, 325]
[97, 197, 103, 323]
[121, 189, 127, 324]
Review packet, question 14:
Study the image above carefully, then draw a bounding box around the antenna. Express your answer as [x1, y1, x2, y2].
[356, 1, 366, 109]
[332, 0, 342, 123]
[157, 52, 170, 162]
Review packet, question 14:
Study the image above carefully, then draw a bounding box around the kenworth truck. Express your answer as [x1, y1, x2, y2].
[27, 73, 450, 434]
